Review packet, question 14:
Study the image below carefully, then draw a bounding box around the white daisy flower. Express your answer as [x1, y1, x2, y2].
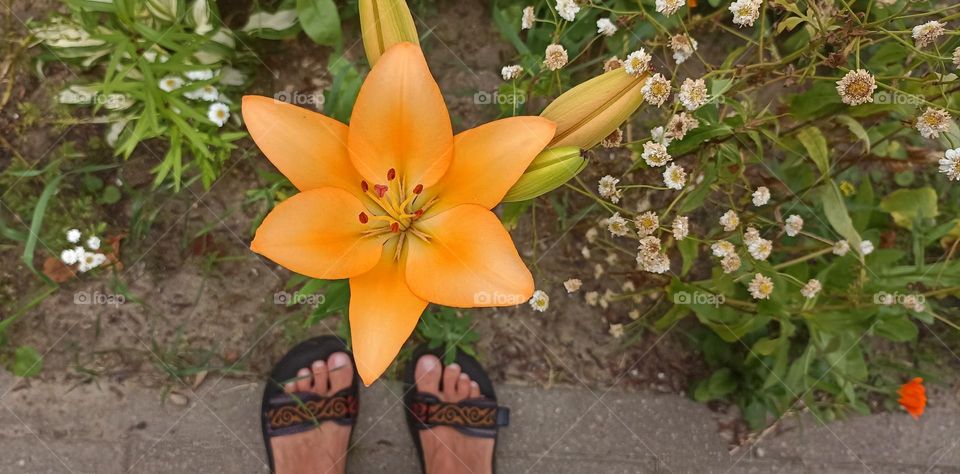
[752, 186, 770, 206]
[66, 228, 82, 243]
[60, 248, 78, 265]
[670, 34, 698, 64]
[916, 107, 952, 139]
[747, 238, 772, 261]
[596, 18, 617, 36]
[641, 141, 672, 167]
[556, 0, 580, 22]
[650, 126, 672, 146]
[860, 240, 874, 255]
[833, 240, 850, 256]
[528, 290, 550, 312]
[624, 49, 652, 77]
[86, 236, 101, 250]
[912, 20, 945, 48]
[729, 0, 762, 27]
[563, 278, 582, 293]
[544, 44, 569, 71]
[743, 226, 761, 245]
[711, 240, 736, 257]
[836, 69, 877, 106]
[635, 212, 659, 236]
[784, 215, 803, 237]
[598, 175, 622, 203]
[158, 76, 184, 92]
[184, 69, 214, 81]
[207, 102, 230, 127]
[800, 279, 822, 299]
[672, 216, 689, 240]
[607, 213, 631, 236]
[77, 251, 107, 273]
[522, 6, 535, 29]
[719, 210, 740, 232]
[721, 253, 741, 273]
[939, 148, 960, 181]
[748, 273, 774, 300]
[641, 73, 671, 107]
[656, 0, 684, 16]
[663, 164, 687, 190]
[639, 252, 671, 274]
[678, 78, 709, 111]
[666, 113, 698, 141]
[501, 65, 524, 81]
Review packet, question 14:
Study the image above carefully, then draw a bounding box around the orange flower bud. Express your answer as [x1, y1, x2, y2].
[359, 0, 420, 66]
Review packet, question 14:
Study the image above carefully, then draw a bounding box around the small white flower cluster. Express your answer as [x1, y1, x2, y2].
[729, 0, 762, 27]
[752, 186, 771, 206]
[748, 273, 774, 300]
[719, 210, 740, 232]
[832, 239, 874, 256]
[912, 20, 945, 49]
[598, 175, 622, 203]
[544, 44, 569, 71]
[501, 65, 524, 81]
[744, 227, 772, 261]
[596, 18, 618, 37]
[60, 229, 107, 273]
[916, 107, 952, 139]
[522, 6, 535, 29]
[670, 34, 698, 64]
[556, 0, 580, 22]
[637, 235, 670, 274]
[784, 215, 803, 237]
[711, 240, 741, 273]
[642, 141, 672, 167]
[656, 0, 685, 16]
[677, 78, 709, 111]
[641, 73, 672, 107]
[624, 49, 652, 77]
[158, 69, 230, 127]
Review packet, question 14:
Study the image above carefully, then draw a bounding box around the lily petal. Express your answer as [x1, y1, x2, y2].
[242, 96, 363, 193]
[251, 187, 384, 279]
[349, 241, 428, 385]
[425, 116, 556, 214]
[405, 204, 533, 307]
[348, 42, 453, 188]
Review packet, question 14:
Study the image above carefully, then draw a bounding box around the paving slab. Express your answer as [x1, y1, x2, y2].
[0, 372, 957, 473]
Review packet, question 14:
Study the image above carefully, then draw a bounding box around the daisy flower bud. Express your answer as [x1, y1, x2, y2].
[501, 65, 524, 81]
[833, 240, 850, 256]
[678, 78, 709, 111]
[748, 273, 774, 300]
[603, 56, 623, 72]
[609, 323, 625, 338]
[543, 44, 569, 71]
[711, 240, 736, 257]
[784, 215, 803, 237]
[521, 6, 535, 29]
[666, 113, 699, 141]
[66, 228, 81, 243]
[743, 226, 761, 245]
[86, 236, 101, 250]
[585, 291, 600, 306]
[596, 18, 617, 36]
[207, 102, 230, 127]
[528, 290, 550, 312]
[563, 278, 582, 293]
[939, 148, 960, 181]
[752, 186, 771, 206]
[721, 253, 741, 273]
[800, 279, 822, 299]
[836, 69, 877, 106]
[860, 240, 874, 255]
[158, 76, 184, 92]
[912, 20, 945, 49]
[61, 248, 78, 265]
[601, 128, 623, 148]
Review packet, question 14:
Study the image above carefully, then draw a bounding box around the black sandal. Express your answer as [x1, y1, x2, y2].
[260, 335, 360, 472]
[403, 345, 510, 473]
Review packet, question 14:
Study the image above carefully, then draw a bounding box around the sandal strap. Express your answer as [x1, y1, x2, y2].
[264, 388, 358, 437]
[409, 393, 509, 438]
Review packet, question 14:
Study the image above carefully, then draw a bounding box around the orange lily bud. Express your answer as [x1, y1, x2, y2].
[503, 146, 585, 202]
[540, 68, 648, 149]
[359, 0, 420, 66]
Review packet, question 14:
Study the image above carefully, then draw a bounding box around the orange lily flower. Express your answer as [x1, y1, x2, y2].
[897, 377, 926, 420]
[242, 43, 556, 385]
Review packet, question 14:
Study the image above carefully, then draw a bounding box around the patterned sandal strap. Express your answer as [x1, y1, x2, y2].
[265, 388, 359, 437]
[409, 393, 509, 438]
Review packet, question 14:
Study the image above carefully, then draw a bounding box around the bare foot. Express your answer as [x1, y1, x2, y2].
[414, 355, 496, 474]
[270, 352, 354, 474]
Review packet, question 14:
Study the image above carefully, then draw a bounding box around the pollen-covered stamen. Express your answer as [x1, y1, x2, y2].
[414, 209, 424, 219]
[387, 168, 396, 181]
[359, 212, 369, 224]
[390, 222, 400, 233]
[361, 180, 369, 192]
[413, 184, 423, 194]
[374, 184, 389, 198]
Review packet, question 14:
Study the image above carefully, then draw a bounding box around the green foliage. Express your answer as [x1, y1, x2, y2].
[415, 307, 479, 365]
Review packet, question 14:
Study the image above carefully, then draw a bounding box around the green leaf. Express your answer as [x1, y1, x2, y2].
[875, 313, 918, 342]
[879, 187, 939, 230]
[11, 346, 42, 377]
[835, 115, 870, 154]
[820, 182, 862, 257]
[100, 185, 122, 204]
[297, 0, 341, 46]
[693, 368, 737, 401]
[796, 127, 829, 176]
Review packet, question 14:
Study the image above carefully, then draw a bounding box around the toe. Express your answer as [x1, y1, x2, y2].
[414, 354, 442, 396]
[284, 381, 297, 394]
[311, 360, 329, 394]
[456, 373, 472, 400]
[469, 381, 481, 398]
[327, 352, 354, 393]
[294, 368, 312, 393]
[442, 363, 461, 399]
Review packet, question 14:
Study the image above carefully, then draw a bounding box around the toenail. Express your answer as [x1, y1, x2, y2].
[418, 356, 439, 371]
[447, 363, 460, 371]
[298, 368, 310, 376]
[329, 353, 349, 370]
[312, 360, 325, 370]
[459, 373, 469, 380]
[470, 381, 479, 388]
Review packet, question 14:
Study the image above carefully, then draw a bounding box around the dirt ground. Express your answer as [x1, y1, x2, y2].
[0, 0, 705, 409]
